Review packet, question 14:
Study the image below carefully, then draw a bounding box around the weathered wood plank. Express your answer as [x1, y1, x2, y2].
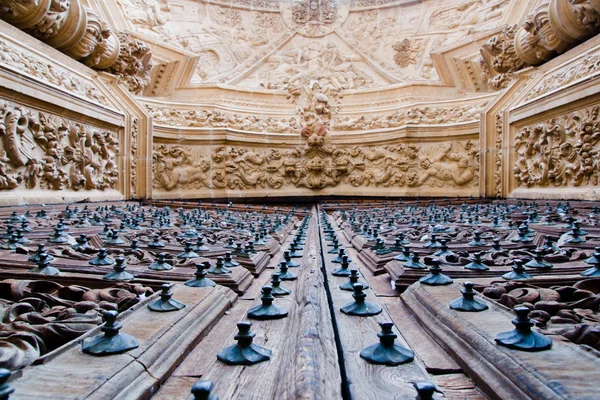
[153, 209, 341, 400]
[319, 211, 430, 399]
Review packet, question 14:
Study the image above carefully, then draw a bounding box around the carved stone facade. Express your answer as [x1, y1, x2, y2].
[0, 99, 119, 192]
[482, 0, 600, 89]
[0, 0, 153, 93]
[513, 106, 600, 189]
[153, 139, 479, 192]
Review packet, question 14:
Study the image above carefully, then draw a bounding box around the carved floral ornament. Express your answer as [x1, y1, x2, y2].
[513, 105, 600, 188]
[281, 0, 349, 37]
[147, 102, 487, 133]
[153, 138, 479, 192]
[0, 100, 120, 192]
[482, 0, 600, 90]
[0, 0, 153, 94]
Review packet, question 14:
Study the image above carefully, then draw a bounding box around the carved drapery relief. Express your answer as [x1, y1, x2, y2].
[0, 99, 119, 192]
[513, 106, 600, 188]
[0, 0, 153, 93]
[333, 103, 487, 131]
[153, 139, 479, 191]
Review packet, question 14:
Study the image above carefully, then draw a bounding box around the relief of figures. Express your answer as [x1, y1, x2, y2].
[258, 42, 375, 91]
[513, 106, 600, 188]
[153, 139, 479, 191]
[333, 103, 486, 131]
[0, 100, 119, 192]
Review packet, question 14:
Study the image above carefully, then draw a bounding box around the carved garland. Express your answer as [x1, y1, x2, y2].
[153, 138, 479, 191]
[513, 106, 600, 188]
[148, 103, 486, 133]
[0, 99, 120, 192]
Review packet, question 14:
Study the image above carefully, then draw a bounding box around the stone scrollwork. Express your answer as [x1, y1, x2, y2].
[513, 106, 600, 188]
[333, 103, 487, 131]
[105, 32, 153, 95]
[280, 0, 349, 38]
[147, 105, 301, 134]
[153, 139, 479, 191]
[0, 0, 153, 94]
[0, 99, 119, 192]
[481, 25, 528, 90]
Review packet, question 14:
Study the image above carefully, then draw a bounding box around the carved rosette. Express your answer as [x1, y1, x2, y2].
[0, 0, 152, 94]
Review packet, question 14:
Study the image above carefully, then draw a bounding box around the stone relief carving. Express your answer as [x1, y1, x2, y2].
[153, 139, 479, 191]
[258, 42, 375, 90]
[333, 103, 487, 130]
[481, 25, 528, 90]
[0, 99, 119, 192]
[280, 0, 348, 37]
[130, 117, 139, 198]
[147, 101, 486, 133]
[513, 106, 600, 188]
[0, 38, 109, 106]
[0, 0, 153, 93]
[494, 112, 503, 197]
[524, 51, 600, 101]
[288, 82, 341, 138]
[105, 32, 153, 95]
[392, 39, 422, 68]
[147, 105, 300, 133]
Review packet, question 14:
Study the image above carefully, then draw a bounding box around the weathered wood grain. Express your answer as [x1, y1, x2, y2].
[153, 208, 341, 400]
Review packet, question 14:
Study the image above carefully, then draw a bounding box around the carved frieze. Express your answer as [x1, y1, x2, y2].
[0, 99, 120, 192]
[524, 51, 600, 102]
[153, 139, 479, 191]
[147, 105, 301, 133]
[513, 106, 600, 188]
[333, 103, 487, 131]
[0, 38, 110, 106]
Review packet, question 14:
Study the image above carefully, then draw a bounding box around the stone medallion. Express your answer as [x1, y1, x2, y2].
[281, 0, 349, 37]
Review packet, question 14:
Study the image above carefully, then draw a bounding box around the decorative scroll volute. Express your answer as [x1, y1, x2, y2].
[0, 0, 52, 30]
[0, 0, 150, 94]
[515, 3, 570, 66]
[549, 0, 600, 44]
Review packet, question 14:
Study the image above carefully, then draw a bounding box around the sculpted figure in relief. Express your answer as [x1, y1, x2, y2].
[514, 106, 600, 188]
[152, 140, 480, 192]
[0, 100, 119, 192]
